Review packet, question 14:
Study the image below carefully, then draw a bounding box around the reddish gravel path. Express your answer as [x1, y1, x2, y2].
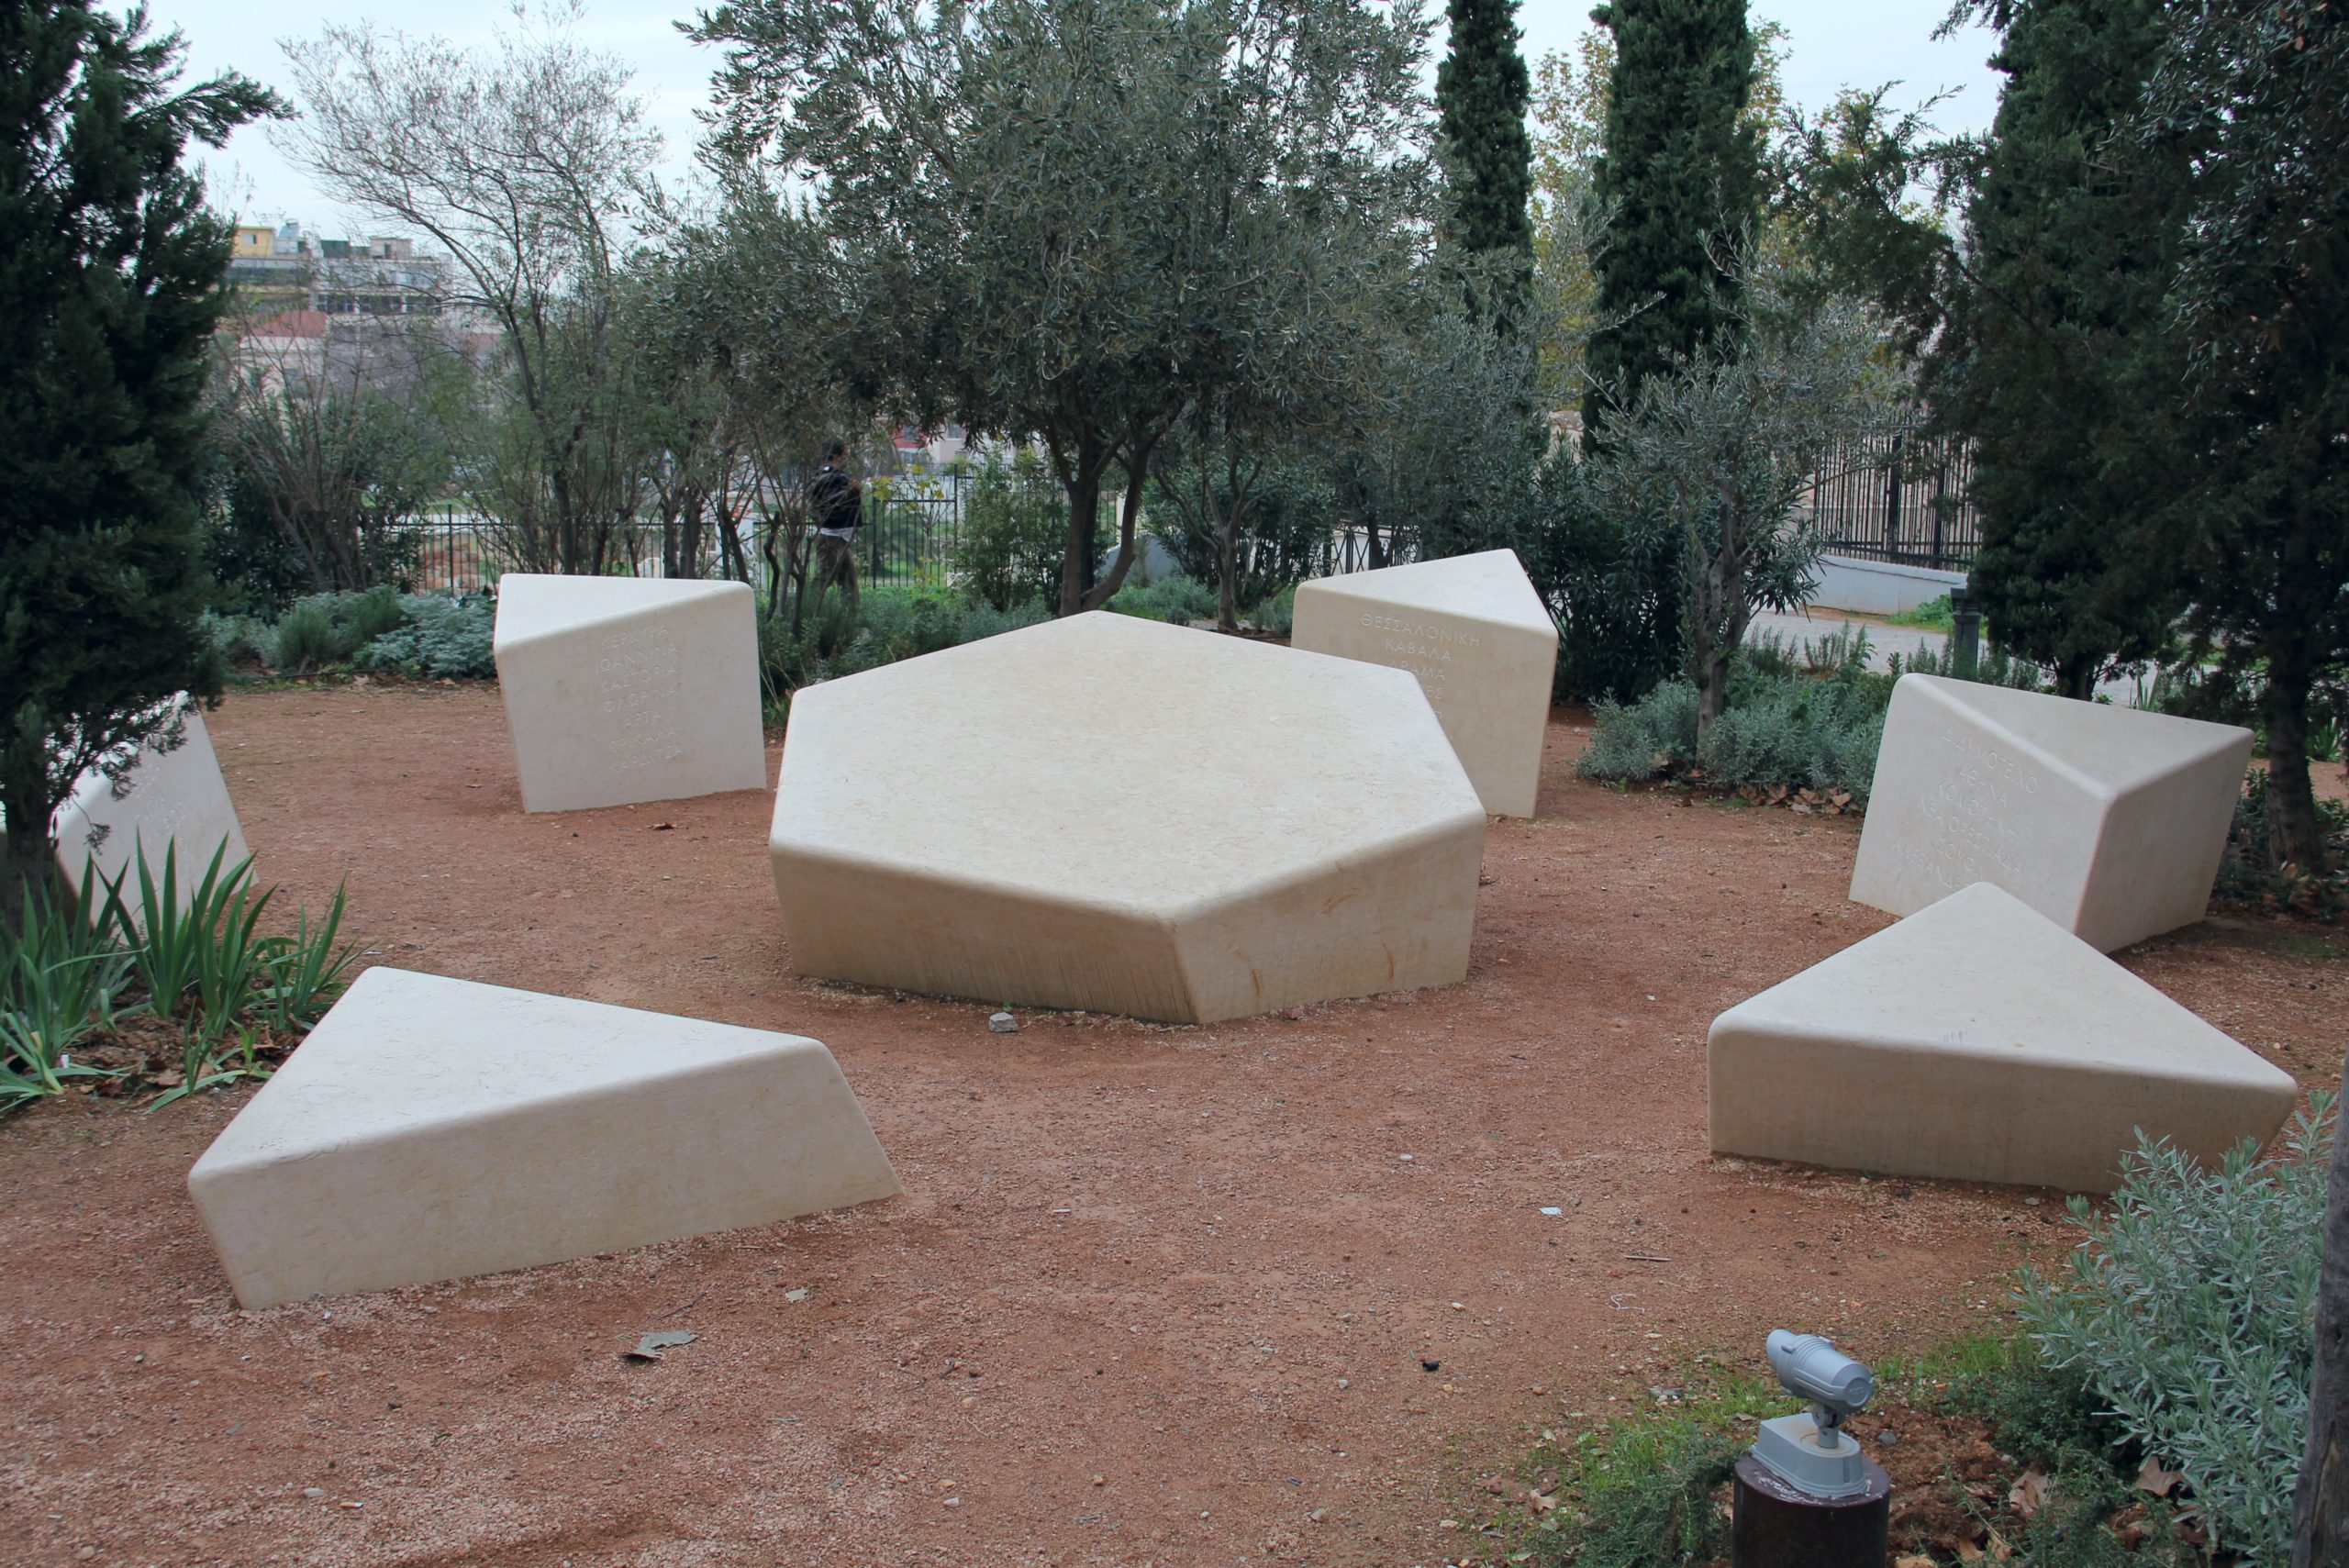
[1, 684, 2337, 1568]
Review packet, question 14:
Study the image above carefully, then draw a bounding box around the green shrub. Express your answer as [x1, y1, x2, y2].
[1932, 1335, 2118, 1473]
[1577, 662, 1887, 803]
[955, 453, 1068, 611]
[1250, 584, 1296, 638]
[345, 584, 407, 644]
[200, 609, 269, 669]
[1579, 681, 1700, 781]
[361, 593, 495, 678]
[268, 598, 349, 672]
[1553, 1426, 1742, 1568]
[1891, 638, 2047, 690]
[1106, 574, 1219, 626]
[758, 586, 1050, 704]
[2016, 1101, 2333, 1564]
[1887, 591, 1954, 629]
[2211, 768, 2349, 915]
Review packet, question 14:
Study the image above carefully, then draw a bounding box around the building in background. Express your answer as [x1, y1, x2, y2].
[226, 221, 453, 318]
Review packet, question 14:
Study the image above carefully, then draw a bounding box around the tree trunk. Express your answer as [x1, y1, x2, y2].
[0, 772, 56, 938]
[1216, 506, 1239, 632]
[1694, 631, 1734, 744]
[2057, 654, 2097, 703]
[1690, 545, 1739, 746]
[2266, 662, 2330, 872]
[1060, 469, 1101, 617]
[1082, 457, 1156, 613]
[2295, 1051, 2349, 1566]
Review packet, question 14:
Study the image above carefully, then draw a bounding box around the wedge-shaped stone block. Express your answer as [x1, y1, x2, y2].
[187, 968, 898, 1307]
[492, 573, 767, 813]
[1850, 674, 2252, 951]
[1290, 549, 1558, 817]
[769, 612, 1486, 1023]
[41, 704, 250, 899]
[1709, 883, 2296, 1192]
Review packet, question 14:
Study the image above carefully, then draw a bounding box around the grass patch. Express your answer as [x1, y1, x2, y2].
[1886, 592, 1954, 630]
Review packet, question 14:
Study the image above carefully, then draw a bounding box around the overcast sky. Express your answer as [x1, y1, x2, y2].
[143, 0, 2008, 232]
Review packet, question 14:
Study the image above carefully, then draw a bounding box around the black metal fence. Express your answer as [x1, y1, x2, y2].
[413, 514, 499, 595]
[864, 473, 968, 585]
[1806, 415, 1982, 571]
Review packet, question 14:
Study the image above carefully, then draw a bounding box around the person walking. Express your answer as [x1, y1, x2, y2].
[807, 439, 863, 621]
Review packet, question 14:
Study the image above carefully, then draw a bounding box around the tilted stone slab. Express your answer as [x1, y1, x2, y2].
[1709, 883, 2297, 1192]
[187, 968, 899, 1307]
[42, 704, 250, 899]
[492, 574, 767, 814]
[769, 612, 1486, 1023]
[1290, 549, 1557, 817]
[1849, 674, 2252, 951]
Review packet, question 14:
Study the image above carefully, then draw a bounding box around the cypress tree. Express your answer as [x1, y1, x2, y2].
[1436, 0, 1535, 277]
[1583, 0, 1759, 433]
[1942, 0, 2191, 700]
[0, 3, 278, 929]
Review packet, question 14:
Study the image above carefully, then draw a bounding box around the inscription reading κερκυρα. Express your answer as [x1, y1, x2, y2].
[1903, 728, 2043, 891]
[596, 621, 685, 772]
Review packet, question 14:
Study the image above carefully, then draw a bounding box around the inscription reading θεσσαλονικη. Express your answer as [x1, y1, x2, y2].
[1904, 729, 2044, 892]
[1358, 611, 1481, 649]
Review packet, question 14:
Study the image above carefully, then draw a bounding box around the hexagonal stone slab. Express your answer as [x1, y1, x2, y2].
[1291, 550, 1557, 817]
[188, 968, 899, 1307]
[39, 703, 250, 899]
[492, 574, 767, 814]
[768, 612, 1486, 1022]
[1709, 883, 2296, 1192]
[1850, 674, 2252, 951]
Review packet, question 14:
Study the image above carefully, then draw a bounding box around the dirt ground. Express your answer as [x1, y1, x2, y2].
[2, 684, 2341, 1568]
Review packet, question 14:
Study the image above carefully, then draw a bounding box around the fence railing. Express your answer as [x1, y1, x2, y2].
[1804, 416, 1981, 571]
[865, 473, 968, 585]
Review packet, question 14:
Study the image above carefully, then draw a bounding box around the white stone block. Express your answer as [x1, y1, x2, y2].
[1709, 883, 2297, 1192]
[769, 612, 1486, 1023]
[1849, 674, 2252, 951]
[187, 968, 899, 1307]
[50, 704, 250, 897]
[1290, 549, 1557, 817]
[492, 574, 767, 814]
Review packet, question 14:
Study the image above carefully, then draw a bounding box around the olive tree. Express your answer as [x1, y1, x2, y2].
[692, 0, 1432, 616]
[1586, 267, 1905, 739]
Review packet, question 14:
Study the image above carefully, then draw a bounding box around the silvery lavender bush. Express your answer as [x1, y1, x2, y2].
[2016, 1097, 2332, 1563]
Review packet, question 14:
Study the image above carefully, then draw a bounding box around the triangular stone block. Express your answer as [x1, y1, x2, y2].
[1709, 883, 2297, 1192]
[770, 612, 1486, 1023]
[1851, 674, 2252, 951]
[188, 968, 899, 1307]
[1291, 550, 1557, 817]
[492, 573, 767, 813]
[27, 703, 250, 903]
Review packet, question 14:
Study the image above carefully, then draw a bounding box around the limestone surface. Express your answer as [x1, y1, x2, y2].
[1849, 674, 2252, 951]
[492, 573, 767, 813]
[1290, 549, 1557, 817]
[1709, 883, 2296, 1192]
[769, 612, 1486, 1023]
[187, 968, 899, 1307]
[50, 704, 250, 896]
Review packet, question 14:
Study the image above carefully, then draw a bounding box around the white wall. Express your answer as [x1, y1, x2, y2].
[1806, 554, 1966, 617]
